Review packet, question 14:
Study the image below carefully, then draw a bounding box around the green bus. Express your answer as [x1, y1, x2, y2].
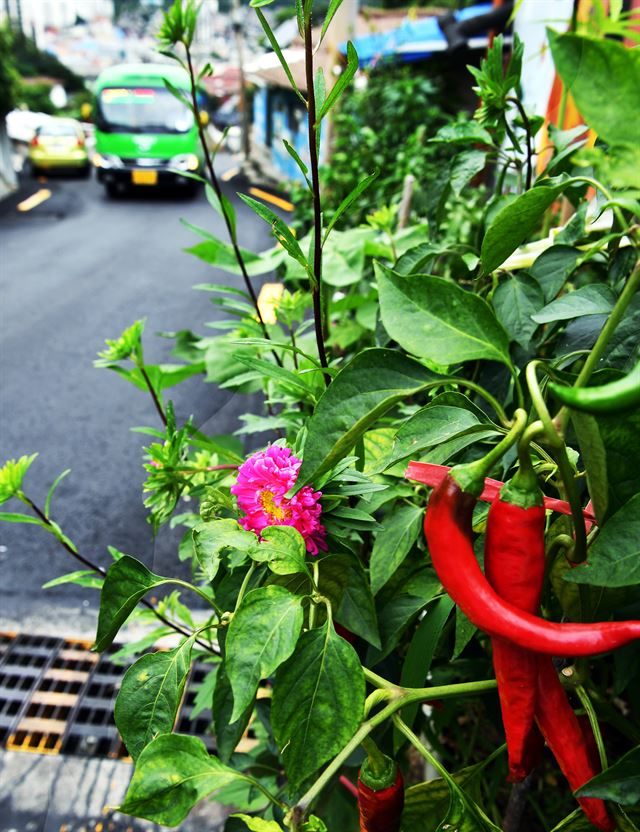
[92, 63, 208, 197]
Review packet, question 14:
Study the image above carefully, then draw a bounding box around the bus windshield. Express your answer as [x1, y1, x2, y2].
[96, 86, 193, 134]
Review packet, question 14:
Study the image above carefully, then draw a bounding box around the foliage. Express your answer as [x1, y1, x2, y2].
[12, 31, 85, 93]
[292, 64, 458, 232]
[0, 24, 20, 117]
[3, 2, 640, 832]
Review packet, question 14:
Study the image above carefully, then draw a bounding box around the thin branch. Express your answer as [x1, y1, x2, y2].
[304, 18, 330, 385]
[183, 43, 283, 368]
[507, 96, 533, 191]
[139, 365, 167, 427]
[21, 495, 218, 654]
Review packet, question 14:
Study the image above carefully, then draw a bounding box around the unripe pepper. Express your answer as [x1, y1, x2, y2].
[484, 469, 546, 782]
[549, 359, 640, 414]
[423, 467, 640, 656]
[357, 747, 404, 832]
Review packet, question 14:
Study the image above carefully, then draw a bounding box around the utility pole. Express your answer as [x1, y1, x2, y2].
[231, 0, 250, 161]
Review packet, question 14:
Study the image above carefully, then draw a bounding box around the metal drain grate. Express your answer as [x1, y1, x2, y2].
[0, 632, 218, 759]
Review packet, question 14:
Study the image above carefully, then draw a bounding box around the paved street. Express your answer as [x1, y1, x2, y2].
[0, 159, 279, 635]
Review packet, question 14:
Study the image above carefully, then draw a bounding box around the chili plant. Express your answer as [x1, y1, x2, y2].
[2, 2, 640, 831]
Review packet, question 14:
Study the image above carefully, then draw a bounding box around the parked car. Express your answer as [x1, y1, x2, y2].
[28, 118, 90, 177]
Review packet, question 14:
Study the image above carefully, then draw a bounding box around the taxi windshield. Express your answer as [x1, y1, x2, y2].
[96, 86, 193, 134]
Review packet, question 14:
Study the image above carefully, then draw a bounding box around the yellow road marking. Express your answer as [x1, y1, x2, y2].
[17, 189, 52, 212]
[248, 186, 294, 213]
[221, 166, 239, 182]
[257, 282, 284, 324]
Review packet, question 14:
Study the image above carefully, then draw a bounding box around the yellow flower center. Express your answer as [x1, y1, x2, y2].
[259, 489, 291, 520]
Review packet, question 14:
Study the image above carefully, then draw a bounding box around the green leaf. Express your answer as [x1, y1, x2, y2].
[565, 494, 640, 587]
[250, 526, 311, 576]
[317, 41, 359, 122]
[593, 409, 640, 520]
[213, 662, 254, 763]
[232, 816, 284, 832]
[95, 556, 170, 652]
[376, 263, 512, 367]
[192, 519, 257, 582]
[42, 570, 102, 590]
[44, 468, 71, 517]
[480, 180, 569, 275]
[233, 354, 316, 397]
[570, 411, 608, 523]
[323, 171, 378, 243]
[318, 554, 380, 648]
[529, 245, 581, 302]
[430, 122, 494, 146]
[0, 453, 38, 504]
[226, 586, 304, 722]
[283, 139, 311, 188]
[320, 0, 345, 43]
[313, 67, 326, 122]
[531, 284, 615, 324]
[387, 404, 484, 469]
[0, 511, 45, 525]
[115, 637, 195, 760]
[184, 235, 281, 277]
[549, 31, 640, 150]
[395, 596, 454, 751]
[272, 621, 365, 789]
[450, 149, 487, 196]
[119, 734, 243, 825]
[370, 504, 424, 595]
[575, 745, 640, 805]
[492, 273, 544, 347]
[238, 194, 309, 275]
[254, 8, 306, 105]
[294, 348, 439, 492]
[205, 184, 237, 240]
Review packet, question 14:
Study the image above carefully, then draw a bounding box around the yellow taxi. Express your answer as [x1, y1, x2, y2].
[28, 118, 90, 177]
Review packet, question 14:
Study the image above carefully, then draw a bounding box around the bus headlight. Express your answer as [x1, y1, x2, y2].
[171, 153, 200, 171]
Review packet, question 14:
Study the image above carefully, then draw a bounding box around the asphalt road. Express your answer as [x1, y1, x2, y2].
[0, 159, 279, 634]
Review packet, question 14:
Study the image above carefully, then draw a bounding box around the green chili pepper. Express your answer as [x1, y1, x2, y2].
[550, 360, 640, 414]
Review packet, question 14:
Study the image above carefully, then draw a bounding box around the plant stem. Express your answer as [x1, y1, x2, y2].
[234, 561, 256, 611]
[171, 578, 223, 616]
[20, 494, 218, 654]
[507, 96, 533, 191]
[575, 684, 608, 772]
[183, 43, 282, 368]
[293, 678, 497, 817]
[138, 365, 167, 426]
[554, 261, 640, 434]
[303, 17, 330, 385]
[392, 714, 449, 779]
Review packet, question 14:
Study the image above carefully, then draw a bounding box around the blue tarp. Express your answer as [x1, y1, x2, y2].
[342, 3, 494, 66]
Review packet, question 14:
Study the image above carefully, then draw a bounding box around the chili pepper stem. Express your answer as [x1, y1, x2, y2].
[360, 736, 390, 779]
[453, 408, 528, 494]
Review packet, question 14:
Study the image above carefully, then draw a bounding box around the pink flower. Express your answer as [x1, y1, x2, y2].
[231, 445, 327, 555]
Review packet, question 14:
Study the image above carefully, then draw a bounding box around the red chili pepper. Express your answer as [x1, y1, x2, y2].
[423, 470, 640, 656]
[357, 767, 404, 832]
[484, 471, 547, 781]
[536, 657, 615, 831]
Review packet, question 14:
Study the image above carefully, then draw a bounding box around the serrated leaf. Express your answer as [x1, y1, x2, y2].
[226, 586, 304, 722]
[250, 526, 310, 576]
[115, 637, 195, 760]
[120, 734, 243, 825]
[294, 348, 439, 492]
[376, 263, 512, 367]
[192, 519, 256, 582]
[95, 556, 171, 652]
[272, 621, 365, 789]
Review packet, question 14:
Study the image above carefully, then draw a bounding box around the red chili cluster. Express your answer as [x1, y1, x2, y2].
[422, 470, 639, 831]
